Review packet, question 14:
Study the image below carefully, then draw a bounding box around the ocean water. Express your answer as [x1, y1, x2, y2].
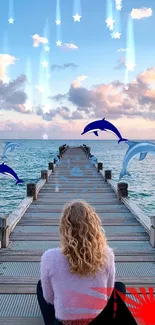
[0, 139, 155, 217]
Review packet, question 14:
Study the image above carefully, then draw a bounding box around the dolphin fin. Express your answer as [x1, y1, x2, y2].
[118, 138, 128, 144]
[102, 117, 106, 120]
[139, 152, 147, 161]
[94, 131, 99, 136]
[16, 179, 24, 185]
[4, 142, 11, 146]
[119, 169, 131, 180]
[126, 140, 139, 147]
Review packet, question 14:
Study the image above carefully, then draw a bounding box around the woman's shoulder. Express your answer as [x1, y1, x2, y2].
[41, 247, 62, 260]
[104, 245, 115, 268]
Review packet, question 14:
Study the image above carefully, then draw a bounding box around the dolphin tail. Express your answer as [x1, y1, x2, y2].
[119, 168, 131, 180]
[118, 138, 128, 144]
[16, 179, 24, 185]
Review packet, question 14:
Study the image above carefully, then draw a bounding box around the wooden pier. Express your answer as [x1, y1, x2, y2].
[0, 144, 155, 325]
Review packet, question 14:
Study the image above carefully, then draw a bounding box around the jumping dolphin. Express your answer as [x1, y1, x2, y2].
[81, 118, 128, 144]
[0, 162, 23, 185]
[119, 140, 155, 179]
[1, 142, 20, 160]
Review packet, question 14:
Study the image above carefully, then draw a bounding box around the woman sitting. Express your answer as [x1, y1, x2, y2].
[37, 199, 125, 325]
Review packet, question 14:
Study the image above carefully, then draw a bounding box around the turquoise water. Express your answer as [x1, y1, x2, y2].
[0, 139, 155, 216]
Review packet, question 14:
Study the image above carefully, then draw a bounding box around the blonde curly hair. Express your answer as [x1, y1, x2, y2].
[59, 199, 110, 277]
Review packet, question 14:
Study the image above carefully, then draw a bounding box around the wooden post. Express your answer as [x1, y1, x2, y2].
[150, 216, 155, 248]
[117, 182, 128, 200]
[41, 170, 48, 182]
[98, 162, 103, 172]
[53, 158, 57, 164]
[105, 170, 111, 182]
[27, 183, 37, 200]
[0, 215, 9, 248]
[49, 162, 55, 172]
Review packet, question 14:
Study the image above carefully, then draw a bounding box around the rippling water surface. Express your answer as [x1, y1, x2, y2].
[0, 139, 155, 216]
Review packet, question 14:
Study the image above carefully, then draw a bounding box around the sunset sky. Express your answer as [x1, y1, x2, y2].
[0, 0, 155, 139]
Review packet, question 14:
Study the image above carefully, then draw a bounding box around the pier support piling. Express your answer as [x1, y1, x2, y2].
[41, 170, 48, 182]
[150, 216, 155, 247]
[0, 215, 9, 248]
[117, 182, 128, 200]
[49, 162, 55, 172]
[105, 170, 112, 182]
[27, 183, 37, 200]
[98, 162, 103, 172]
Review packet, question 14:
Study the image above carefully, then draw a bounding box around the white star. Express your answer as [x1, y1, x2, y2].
[41, 60, 48, 68]
[8, 17, 14, 24]
[116, 4, 122, 10]
[2, 75, 10, 84]
[42, 105, 50, 114]
[56, 40, 62, 46]
[55, 19, 61, 25]
[44, 46, 50, 52]
[73, 13, 82, 22]
[126, 63, 136, 71]
[111, 31, 121, 39]
[25, 101, 33, 111]
[124, 86, 129, 91]
[35, 85, 44, 93]
[42, 133, 48, 140]
[105, 17, 115, 29]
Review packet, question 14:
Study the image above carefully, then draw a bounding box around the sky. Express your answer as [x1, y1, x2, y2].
[0, 0, 155, 139]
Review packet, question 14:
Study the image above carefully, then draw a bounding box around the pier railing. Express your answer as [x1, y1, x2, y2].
[0, 144, 68, 248]
[0, 143, 155, 249]
[82, 144, 155, 248]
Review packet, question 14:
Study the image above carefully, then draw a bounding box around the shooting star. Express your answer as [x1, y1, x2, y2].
[73, 0, 82, 22]
[112, 3, 121, 38]
[125, 14, 136, 85]
[115, 0, 122, 11]
[37, 19, 51, 109]
[55, 0, 62, 46]
[105, 0, 115, 31]
[8, 0, 14, 24]
[56, 0, 61, 25]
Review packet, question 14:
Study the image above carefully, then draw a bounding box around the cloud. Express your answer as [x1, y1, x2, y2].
[35, 104, 85, 121]
[130, 7, 153, 19]
[0, 54, 17, 79]
[48, 93, 67, 101]
[117, 48, 129, 52]
[61, 43, 79, 50]
[0, 74, 28, 111]
[50, 67, 155, 120]
[114, 57, 126, 70]
[32, 34, 48, 47]
[51, 63, 78, 71]
[72, 76, 88, 88]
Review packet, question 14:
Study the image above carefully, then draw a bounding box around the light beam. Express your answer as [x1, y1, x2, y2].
[8, 0, 14, 23]
[125, 13, 136, 84]
[56, 0, 61, 25]
[105, 0, 115, 30]
[73, 0, 82, 21]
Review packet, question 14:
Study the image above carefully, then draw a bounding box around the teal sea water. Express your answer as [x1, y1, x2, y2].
[0, 139, 155, 216]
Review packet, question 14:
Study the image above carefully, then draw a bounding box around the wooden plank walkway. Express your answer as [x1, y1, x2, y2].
[0, 144, 155, 324]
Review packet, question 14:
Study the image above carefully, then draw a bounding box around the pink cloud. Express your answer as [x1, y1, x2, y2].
[32, 34, 48, 47]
